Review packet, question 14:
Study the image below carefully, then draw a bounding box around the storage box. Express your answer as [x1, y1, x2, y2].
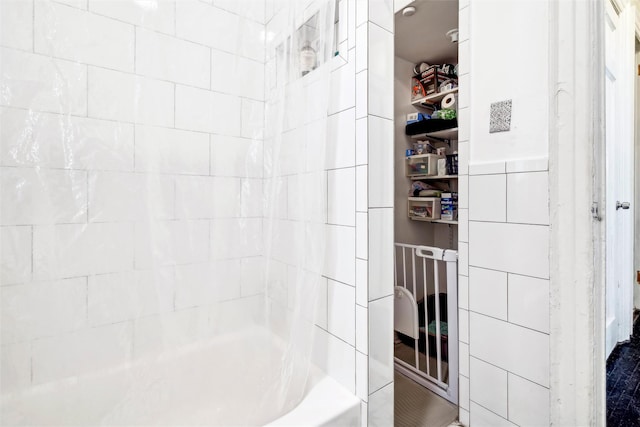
[440, 192, 458, 221]
[408, 197, 441, 221]
[406, 154, 444, 178]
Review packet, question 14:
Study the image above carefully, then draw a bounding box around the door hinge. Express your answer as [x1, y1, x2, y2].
[592, 202, 602, 221]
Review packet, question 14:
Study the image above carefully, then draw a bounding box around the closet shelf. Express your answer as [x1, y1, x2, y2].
[409, 217, 458, 225]
[410, 127, 458, 140]
[409, 175, 458, 181]
[411, 87, 458, 108]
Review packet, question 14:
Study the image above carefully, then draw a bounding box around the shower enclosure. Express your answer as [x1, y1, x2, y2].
[0, 0, 362, 425]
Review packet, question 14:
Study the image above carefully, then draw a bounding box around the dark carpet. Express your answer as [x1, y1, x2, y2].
[607, 318, 640, 426]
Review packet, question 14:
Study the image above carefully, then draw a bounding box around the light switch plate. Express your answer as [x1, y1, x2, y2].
[489, 100, 512, 133]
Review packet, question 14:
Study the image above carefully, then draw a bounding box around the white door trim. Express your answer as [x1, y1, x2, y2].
[550, 0, 638, 425]
[548, 0, 606, 425]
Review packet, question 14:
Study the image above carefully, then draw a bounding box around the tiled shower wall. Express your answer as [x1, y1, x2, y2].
[0, 0, 266, 391]
[457, 0, 551, 425]
[264, 1, 395, 425]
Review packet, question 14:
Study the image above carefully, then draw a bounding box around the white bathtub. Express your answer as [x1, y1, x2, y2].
[0, 328, 360, 426]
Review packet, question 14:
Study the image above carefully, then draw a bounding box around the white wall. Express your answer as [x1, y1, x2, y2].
[468, 0, 549, 164]
[457, 0, 551, 425]
[0, 0, 266, 392]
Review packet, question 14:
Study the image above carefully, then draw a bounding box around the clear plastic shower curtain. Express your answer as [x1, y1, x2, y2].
[0, 0, 334, 425]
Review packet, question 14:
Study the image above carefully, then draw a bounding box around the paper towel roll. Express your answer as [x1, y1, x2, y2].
[442, 93, 457, 109]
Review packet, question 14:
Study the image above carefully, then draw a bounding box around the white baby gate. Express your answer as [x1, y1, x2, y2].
[394, 243, 458, 404]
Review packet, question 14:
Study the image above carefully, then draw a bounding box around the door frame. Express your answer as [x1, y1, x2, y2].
[549, 0, 638, 425]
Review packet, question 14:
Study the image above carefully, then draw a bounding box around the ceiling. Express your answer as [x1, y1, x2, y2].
[394, 0, 459, 66]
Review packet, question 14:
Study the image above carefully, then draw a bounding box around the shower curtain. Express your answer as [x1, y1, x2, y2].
[0, 0, 335, 424]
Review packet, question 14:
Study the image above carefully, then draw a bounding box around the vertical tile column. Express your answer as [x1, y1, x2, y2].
[456, 0, 471, 424]
[360, 1, 394, 426]
[461, 0, 552, 424]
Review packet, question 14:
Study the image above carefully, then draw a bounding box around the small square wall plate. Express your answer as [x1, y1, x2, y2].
[489, 100, 512, 133]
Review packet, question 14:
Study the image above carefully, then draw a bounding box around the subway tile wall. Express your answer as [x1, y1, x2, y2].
[1, 1, 396, 425]
[264, 1, 394, 425]
[458, 1, 551, 425]
[1, 0, 267, 393]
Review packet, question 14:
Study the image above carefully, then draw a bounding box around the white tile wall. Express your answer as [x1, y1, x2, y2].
[133, 307, 211, 357]
[0, 48, 87, 115]
[88, 0, 176, 34]
[469, 312, 549, 387]
[356, 258, 368, 306]
[312, 326, 356, 393]
[328, 279, 356, 345]
[469, 174, 506, 222]
[356, 165, 368, 211]
[469, 221, 549, 279]
[329, 55, 356, 115]
[1, 1, 34, 51]
[211, 135, 263, 178]
[1, 0, 269, 399]
[328, 168, 356, 226]
[175, 85, 242, 136]
[327, 108, 356, 169]
[147, 215, 210, 265]
[88, 269, 173, 325]
[88, 67, 174, 127]
[507, 172, 549, 225]
[368, 0, 393, 33]
[34, 223, 135, 280]
[0, 342, 31, 392]
[469, 266, 508, 321]
[89, 171, 174, 222]
[368, 382, 393, 427]
[32, 321, 133, 384]
[136, 27, 210, 88]
[1, 168, 87, 225]
[459, 342, 469, 377]
[356, 304, 368, 354]
[368, 295, 392, 394]
[211, 49, 265, 101]
[459, 375, 470, 410]
[175, 260, 241, 308]
[356, 212, 368, 259]
[367, 116, 393, 208]
[356, 350, 369, 401]
[356, 70, 368, 119]
[0, 108, 135, 171]
[470, 357, 508, 418]
[469, 402, 517, 427]
[508, 373, 550, 426]
[35, 1, 135, 72]
[0, 226, 32, 285]
[367, 208, 393, 301]
[325, 225, 356, 286]
[508, 274, 550, 334]
[134, 125, 210, 175]
[459, 274, 469, 310]
[1, 278, 87, 344]
[367, 23, 393, 119]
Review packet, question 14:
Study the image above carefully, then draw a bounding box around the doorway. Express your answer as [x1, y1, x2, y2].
[392, 1, 460, 426]
[604, 0, 638, 425]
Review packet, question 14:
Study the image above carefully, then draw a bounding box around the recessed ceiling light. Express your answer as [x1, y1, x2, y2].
[402, 6, 416, 17]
